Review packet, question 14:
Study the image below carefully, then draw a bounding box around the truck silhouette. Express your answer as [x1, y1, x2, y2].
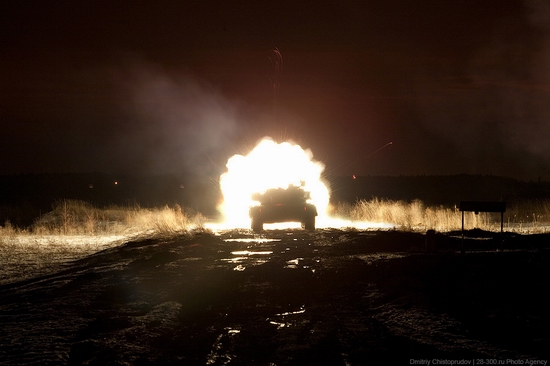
[249, 185, 317, 232]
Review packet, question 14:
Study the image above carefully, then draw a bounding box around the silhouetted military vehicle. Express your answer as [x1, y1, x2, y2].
[249, 185, 317, 232]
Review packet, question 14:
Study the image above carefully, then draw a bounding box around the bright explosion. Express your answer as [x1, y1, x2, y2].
[214, 137, 392, 231]
[218, 138, 329, 228]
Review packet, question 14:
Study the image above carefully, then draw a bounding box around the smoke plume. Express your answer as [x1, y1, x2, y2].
[115, 62, 241, 177]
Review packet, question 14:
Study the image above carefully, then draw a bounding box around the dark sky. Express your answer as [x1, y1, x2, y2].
[2, 0, 550, 180]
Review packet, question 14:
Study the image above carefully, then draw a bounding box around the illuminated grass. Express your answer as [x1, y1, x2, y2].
[0, 200, 208, 284]
[333, 198, 550, 233]
[25, 200, 206, 237]
[2, 198, 550, 284]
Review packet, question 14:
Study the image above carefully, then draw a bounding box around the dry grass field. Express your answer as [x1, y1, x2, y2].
[1, 197, 549, 285]
[332, 198, 550, 233]
[0, 200, 207, 284]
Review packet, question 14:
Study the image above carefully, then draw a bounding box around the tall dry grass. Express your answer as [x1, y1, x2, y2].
[3, 198, 550, 237]
[0, 200, 207, 284]
[0, 200, 211, 284]
[1, 200, 206, 238]
[333, 198, 550, 233]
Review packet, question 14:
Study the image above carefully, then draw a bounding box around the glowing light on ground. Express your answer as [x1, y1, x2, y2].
[316, 216, 395, 230]
[213, 137, 393, 231]
[0, 234, 130, 285]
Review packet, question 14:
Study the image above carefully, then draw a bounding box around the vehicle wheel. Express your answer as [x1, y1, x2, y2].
[251, 218, 263, 232]
[304, 216, 315, 231]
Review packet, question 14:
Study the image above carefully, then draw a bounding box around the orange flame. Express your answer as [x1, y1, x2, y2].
[218, 137, 329, 228]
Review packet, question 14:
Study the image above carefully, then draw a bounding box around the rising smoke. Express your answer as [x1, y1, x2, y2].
[115, 62, 242, 177]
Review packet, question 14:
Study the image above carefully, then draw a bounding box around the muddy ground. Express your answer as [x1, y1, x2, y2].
[1, 229, 549, 365]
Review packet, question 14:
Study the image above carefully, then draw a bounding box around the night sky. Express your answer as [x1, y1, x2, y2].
[2, 1, 550, 180]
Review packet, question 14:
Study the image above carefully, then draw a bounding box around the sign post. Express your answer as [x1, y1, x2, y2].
[459, 201, 507, 253]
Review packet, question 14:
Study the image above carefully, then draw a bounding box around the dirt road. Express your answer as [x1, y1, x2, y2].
[1, 229, 548, 365]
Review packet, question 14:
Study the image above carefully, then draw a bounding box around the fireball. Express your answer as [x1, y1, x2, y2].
[218, 137, 330, 228]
